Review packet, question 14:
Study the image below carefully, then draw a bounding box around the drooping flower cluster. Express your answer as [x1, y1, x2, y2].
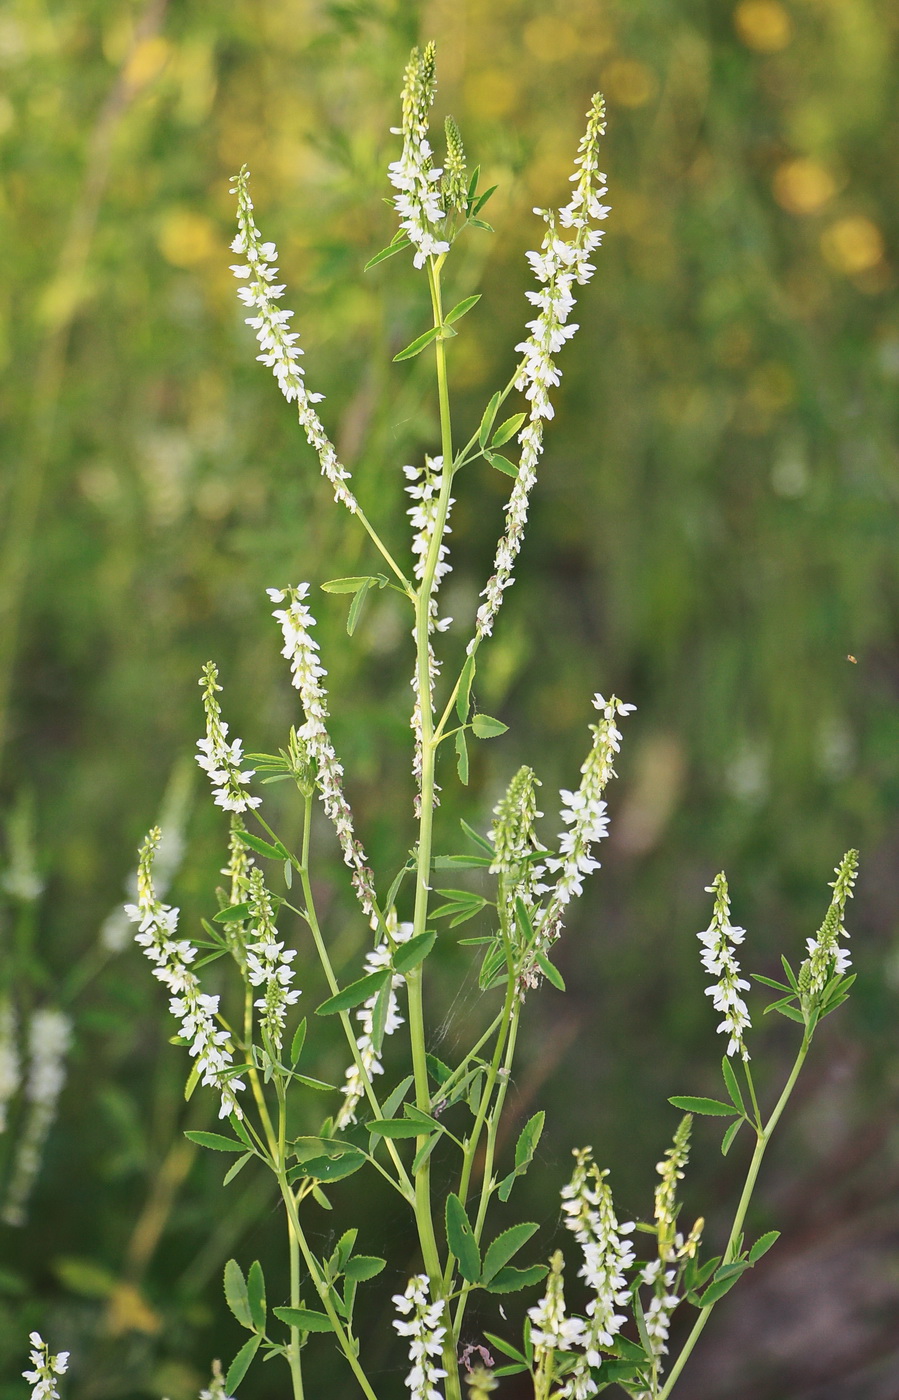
[697, 873, 752, 1060]
[392, 1274, 448, 1400]
[22, 1333, 69, 1400]
[474, 95, 609, 644]
[195, 662, 261, 814]
[559, 1148, 635, 1387]
[125, 828, 244, 1119]
[336, 915, 412, 1128]
[405, 456, 453, 799]
[268, 585, 376, 918]
[800, 849, 858, 997]
[530, 695, 634, 966]
[388, 43, 450, 268]
[245, 868, 300, 1053]
[230, 168, 359, 515]
[1, 1007, 72, 1227]
[100, 764, 191, 954]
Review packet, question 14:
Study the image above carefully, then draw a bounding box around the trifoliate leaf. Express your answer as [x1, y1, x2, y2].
[446, 1193, 481, 1282]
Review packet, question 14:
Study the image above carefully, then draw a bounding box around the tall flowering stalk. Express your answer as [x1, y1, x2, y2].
[112, 43, 860, 1400]
[22, 1334, 68, 1400]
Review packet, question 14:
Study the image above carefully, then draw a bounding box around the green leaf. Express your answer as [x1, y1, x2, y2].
[470, 218, 494, 232]
[381, 1074, 414, 1120]
[433, 853, 492, 869]
[184, 1131, 247, 1153]
[472, 184, 498, 215]
[446, 1193, 481, 1282]
[534, 948, 565, 991]
[481, 1223, 539, 1284]
[444, 293, 481, 325]
[485, 451, 518, 478]
[497, 1110, 545, 1201]
[609, 1337, 650, 1364]
[483, 1264, 547, 1293]
[721, 1057, 746, 1117]
[247, 1260, 266, 1331]
[721, 1119, 743, 1156]
[273, 1306, 335, 1333]
[369, 980, 392, 1057]
[412, 1133, 440, 1173]
[781, 955, 800, 992]
[223, 1152, 253, 1186]
[316, 969, 391, 1016]
[772, 1002, 805, 1024]
[456, 654, 476, 722]
[224, 1259, 253, 1330]
[292, 1136, 357, 1162]
[478, 391, 502, 448]
[698, 1269, 747, 1307]
[748, 1230, 780, 1264]
[291, 1018, 307, 1066]
[225, 1334, 261, 1392]
[320, 576, 373, 593]
[213, 902, 250, 923]
[393, 930, 437, 975]
[394, 325, 442, 361]
[344, 1255, 386, 1282]
[368, 1118, 423, 1139]
[289, 1150, 365, 1183]
[460, 818, 493, 855]
[491, 412, 526, 448]
[347, 580, 375, 636]
[240, 832, 290, 860]
[426, 1053, 452, 1086]
[292, 1073, 335, 1092]
[455, 728, 469, 784]
[471, 713, 508, 739]
[668, 1096, 737, 1117]
[364, 236, 411, 270]
[752, 974, 793, 993]
[483, 1333, 527, 1365]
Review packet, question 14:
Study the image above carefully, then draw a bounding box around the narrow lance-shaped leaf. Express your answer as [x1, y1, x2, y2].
[446, 1193, 481, 1282]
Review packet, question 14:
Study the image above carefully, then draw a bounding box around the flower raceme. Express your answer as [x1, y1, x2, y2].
[697, 872, 752, 1060]
[125, 829, 244, 1119]
[196, 661, 261, 814]
[388, 43, 450, 268]
[392, 1274, 449, 1400]
[22, 1334, 68, 1400]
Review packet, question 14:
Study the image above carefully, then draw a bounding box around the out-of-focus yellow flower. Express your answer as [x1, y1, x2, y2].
[601, 58, 656, 108]
[523, 16, 579, 62]
[773, 158, 836, 215]
[820, 215, 884, 275]
[157, 210, 219, 268]
[734, 0, 792, 53]
[123, 35, 171, 90]
[464, 69, 518, 120]
[747, 361, 795, 413]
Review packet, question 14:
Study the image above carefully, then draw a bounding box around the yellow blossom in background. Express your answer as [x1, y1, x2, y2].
[820, 215, 885, 275]
[734, 0, 793, 52]
[157, 210, 221, 268]
[600, 57, 657, 108]
[773, 157, 837, 215]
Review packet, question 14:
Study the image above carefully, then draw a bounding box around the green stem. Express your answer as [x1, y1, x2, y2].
[276, 1173, 379, 1400]
[657, 1037, 811, 1400]
[298, 794, 414, 1201]
[278, 1088, 305, 1400]
[404, 254, 462, 1400]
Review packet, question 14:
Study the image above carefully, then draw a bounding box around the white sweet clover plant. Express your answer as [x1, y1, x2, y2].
[28, 42, 860, 1400]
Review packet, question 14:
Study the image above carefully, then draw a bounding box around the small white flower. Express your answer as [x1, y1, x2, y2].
[126, 829, 244, 1119]
[196, 662, 261, 813]
[388, 45, 451, 268]
[559, 1148, 634, 1369]
[23, 1333, 69, 1400]
[335, 916, 412, 1127]
[697, 874, 751, 1060]
[230, 169, 359, 517]
[392, 1275, 448, 1400]
[800, 849, 858, 997]
[270, 585, 377, 920]
[245, 868, 301, 1052]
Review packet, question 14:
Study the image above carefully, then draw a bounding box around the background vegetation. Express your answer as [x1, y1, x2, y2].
[1, 0, 897, 1396]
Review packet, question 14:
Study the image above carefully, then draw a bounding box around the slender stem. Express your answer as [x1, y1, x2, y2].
[405, 253, 463, 1400]
[353, 504, 416, 596]
[278, 1088, 305, 1400]
[276, 1173, 380, 1400]
[298, 794, 413, 1200]
[657, 1037, 811, 1400]
[428, 1008, 506, 1104]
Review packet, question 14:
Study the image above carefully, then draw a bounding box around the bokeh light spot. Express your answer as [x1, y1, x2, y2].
[773, 158, 836, 215]
[600, 58, 656, 108]
[820, 216, 884, 275]
[734, 1, 793, 53]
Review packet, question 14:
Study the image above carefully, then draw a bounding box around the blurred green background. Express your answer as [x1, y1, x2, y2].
[1, 0, 898, 1396]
